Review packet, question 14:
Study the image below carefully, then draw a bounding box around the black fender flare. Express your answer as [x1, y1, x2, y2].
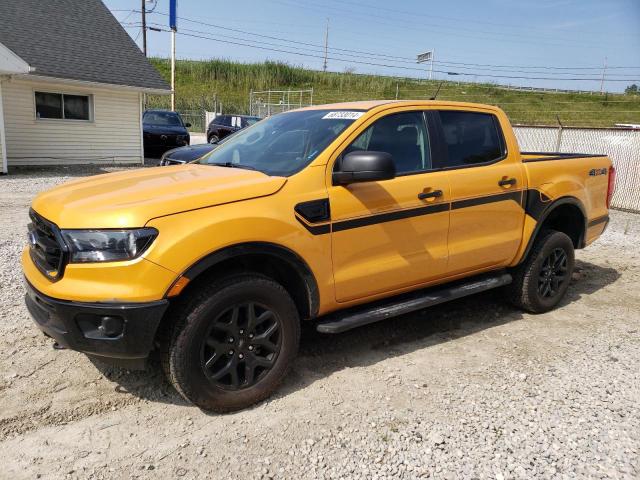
[519, 195, 587, 263]
[177, 242, 320, 318]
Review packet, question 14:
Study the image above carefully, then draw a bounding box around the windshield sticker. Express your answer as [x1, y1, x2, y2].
[322, 111, 364, 120]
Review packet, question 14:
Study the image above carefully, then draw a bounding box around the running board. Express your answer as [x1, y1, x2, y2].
[316, 272, 512, 334]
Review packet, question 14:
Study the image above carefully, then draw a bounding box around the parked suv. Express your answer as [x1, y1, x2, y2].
[206, 114, 260, 144]
[23, 101, 614, 412]
[143, 110, 191, 156]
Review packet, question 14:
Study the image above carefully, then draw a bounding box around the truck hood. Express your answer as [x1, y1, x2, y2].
[32, 165, 287, 228]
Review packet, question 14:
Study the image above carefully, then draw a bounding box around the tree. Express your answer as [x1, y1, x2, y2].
[625, 84, 639, 95]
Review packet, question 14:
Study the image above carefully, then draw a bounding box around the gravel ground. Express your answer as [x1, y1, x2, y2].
[0, 167, 638, 480]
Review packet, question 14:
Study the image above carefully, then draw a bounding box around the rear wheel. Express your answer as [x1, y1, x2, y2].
[208, 135, 219, 144]
[162, 275, 300, 412]
[507, 230, 575, 313]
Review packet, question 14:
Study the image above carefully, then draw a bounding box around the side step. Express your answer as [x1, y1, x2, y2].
[316, 272, 512, 334]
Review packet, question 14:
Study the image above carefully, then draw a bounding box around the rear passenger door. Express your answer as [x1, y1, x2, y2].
[432, 110, 525, 274]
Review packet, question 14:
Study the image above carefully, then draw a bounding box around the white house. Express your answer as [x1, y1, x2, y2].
[0, 0, 170, 174]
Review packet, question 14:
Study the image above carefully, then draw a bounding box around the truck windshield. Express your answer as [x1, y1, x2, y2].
[195, 110, 361, 176]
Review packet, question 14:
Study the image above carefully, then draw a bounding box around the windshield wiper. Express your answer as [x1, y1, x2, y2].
[208, 162, 257, 171]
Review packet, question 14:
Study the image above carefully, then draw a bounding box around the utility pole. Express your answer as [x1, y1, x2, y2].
[169, 0, 177, 111]
[599, 56, 607, 94]
[141, 0, 147, 56]
[323, 18, 329, 72]
[171, 29, 176, 110]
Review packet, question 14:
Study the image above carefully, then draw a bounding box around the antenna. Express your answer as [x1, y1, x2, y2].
[430, 81, 444, 100]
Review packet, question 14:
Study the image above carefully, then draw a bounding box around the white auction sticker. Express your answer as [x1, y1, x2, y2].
[322, 111, 364, 120]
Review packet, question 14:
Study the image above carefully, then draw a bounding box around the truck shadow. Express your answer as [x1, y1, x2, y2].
[93, 259, 620, 409]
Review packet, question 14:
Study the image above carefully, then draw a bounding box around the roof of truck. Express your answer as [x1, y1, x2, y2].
[295, 100, 500, 112]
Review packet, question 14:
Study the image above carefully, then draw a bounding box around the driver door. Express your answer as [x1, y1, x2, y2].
[328, 110, 450, 302]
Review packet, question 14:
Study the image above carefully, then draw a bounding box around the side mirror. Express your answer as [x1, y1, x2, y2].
[332, 151, 396, 185]
[185, 122, 192, 128]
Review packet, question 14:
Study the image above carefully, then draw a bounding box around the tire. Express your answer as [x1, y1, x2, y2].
[162, 274, 300, 412]
[507, 230, 575, 313]
[208, 135, 219, 144]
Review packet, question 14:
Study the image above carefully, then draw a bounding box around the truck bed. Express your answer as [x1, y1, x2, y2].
[521, 151, 607, 162]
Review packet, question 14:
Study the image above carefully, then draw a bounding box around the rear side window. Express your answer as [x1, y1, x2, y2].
[217, 115, 231, 127]
[438, 111, 504, 168]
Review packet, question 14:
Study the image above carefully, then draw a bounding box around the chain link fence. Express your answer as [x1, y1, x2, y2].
[177, 110, 207, 134]
[513, 126, 640, 212]
[249, 89, 313, 117]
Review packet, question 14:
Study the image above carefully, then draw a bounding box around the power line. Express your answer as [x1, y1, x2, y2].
[139, 12, 640, 77]
[168, 29, 639, 82]
[271, 0, 607, 50]
[136, 11, 640, 72]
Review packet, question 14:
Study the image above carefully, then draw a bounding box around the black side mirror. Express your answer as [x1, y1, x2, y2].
[332, 151, 396, 185]
[185, 122, 192, 128]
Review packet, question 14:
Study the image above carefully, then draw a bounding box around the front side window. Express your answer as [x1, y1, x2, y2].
[438, 111, 504, 168]
[35, 92, 91, 121]
[196, 109, 359, 176]
[343, 111, 431, 174]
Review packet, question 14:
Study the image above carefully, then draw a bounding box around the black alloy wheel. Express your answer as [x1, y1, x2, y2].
[506, 230, 575, 313]
[201, 302, 281, 390]
[162, 274, 300, 412]
[537, 247, 568, 298]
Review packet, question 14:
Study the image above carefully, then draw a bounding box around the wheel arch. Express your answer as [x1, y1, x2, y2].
[520, 196, 587, 264]
[168, 242, 320, 321]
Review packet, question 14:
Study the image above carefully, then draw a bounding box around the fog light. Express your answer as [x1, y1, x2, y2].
[99, 316, 124, 338]
[76, 314, 124, 339]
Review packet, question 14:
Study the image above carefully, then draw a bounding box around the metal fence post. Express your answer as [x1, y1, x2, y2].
[555, 115, 564, 152]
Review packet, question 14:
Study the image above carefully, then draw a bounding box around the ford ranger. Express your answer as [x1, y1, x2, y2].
[23, 101, 615, 412]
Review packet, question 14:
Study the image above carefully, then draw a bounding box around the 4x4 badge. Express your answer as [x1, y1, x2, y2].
[589, 168, 607, 176]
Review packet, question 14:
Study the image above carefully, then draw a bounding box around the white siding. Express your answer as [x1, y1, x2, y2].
[1, 77, 143, 165]
[0, 80, 6, 173]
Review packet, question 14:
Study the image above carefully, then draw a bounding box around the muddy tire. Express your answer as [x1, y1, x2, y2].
[507, 230, 575, 313]
[162, 274, 300, 412]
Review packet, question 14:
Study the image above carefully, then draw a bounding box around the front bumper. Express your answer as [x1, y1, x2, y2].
[25, 280, 169, 369]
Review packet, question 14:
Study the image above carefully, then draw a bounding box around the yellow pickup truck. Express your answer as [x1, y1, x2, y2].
[23, 100, 615, 411]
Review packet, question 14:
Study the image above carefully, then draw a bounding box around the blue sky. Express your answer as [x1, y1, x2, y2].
[104, 0, 640, 92]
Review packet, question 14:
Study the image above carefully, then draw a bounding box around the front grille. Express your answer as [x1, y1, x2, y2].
[28, 210, 68, 281]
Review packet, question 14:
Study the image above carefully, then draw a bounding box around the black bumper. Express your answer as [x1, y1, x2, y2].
[25, 281, 169, 369]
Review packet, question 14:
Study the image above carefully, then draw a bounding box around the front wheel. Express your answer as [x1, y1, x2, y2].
[507, 230, 575, 313]
[208, 135, 219, 144]
[162, 275, 300, 412]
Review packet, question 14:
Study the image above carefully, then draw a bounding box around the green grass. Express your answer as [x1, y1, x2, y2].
[147, 58, 640, 129]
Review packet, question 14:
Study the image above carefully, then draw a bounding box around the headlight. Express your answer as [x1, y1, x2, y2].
[60, 228, 158, 263]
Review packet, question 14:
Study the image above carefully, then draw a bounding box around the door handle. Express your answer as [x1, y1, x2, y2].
[418, 189, 443, 200]
[498, 178, 517, 187]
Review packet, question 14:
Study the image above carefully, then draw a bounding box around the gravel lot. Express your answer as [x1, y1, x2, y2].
[1, 167, 638, 479]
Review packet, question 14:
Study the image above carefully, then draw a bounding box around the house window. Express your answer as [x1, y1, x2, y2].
[35, 92, 91, 121]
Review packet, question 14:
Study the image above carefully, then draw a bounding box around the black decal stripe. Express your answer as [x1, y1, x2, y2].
[587, 215, 609, 228]
[295, 215, 331, 235]
[333, 202, 449, 232]
[451, 190, 523, 210]
[524, 188, 553, 221]
[296, 189, 540, 236]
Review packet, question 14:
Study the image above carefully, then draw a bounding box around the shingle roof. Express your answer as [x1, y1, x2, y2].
[0, 0, 170, 91]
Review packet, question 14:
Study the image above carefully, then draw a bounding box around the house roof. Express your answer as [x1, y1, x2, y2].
[0, 0, 170, 92]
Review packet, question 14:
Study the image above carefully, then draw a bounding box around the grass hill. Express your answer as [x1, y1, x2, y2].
[147, 58, 640, 129]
